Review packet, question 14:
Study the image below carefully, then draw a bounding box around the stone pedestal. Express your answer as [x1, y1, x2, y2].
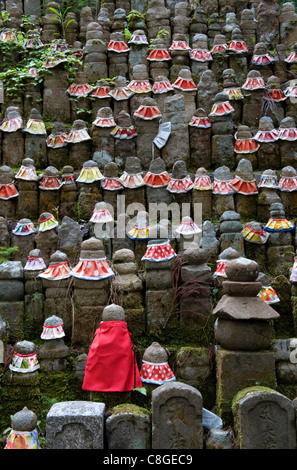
[43, 66, 71, 122]
[106, 404, 151, 449]
[16, 179, 39, 220]
[0, 261, 24, 343]
[161, 94, 190, 168]
[24, 267, 44, 340]
[213, 256, 280, 423]
[111, 248, 144, 338]
[2, 130, 24, 167]
[46, 401, 105, 449]
[219, 210, 244, 255]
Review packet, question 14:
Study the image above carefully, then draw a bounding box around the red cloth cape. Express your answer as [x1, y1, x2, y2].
[82, 321, 142, 392]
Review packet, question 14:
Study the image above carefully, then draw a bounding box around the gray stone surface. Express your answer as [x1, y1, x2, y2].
[46, 401, 105, 449]
[233, 388, 297, 449]
[0, 261, 23, 280]
[106, 406, 151, 449]
[215, 318, 272, 350]
[0, 280, 24, 301]
[152, 382, 203, 449]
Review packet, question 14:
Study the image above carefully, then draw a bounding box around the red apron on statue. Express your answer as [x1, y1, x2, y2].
[82, 320, 142, 392]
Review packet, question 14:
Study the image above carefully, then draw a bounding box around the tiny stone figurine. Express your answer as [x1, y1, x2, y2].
[37, 212, 59, 232]
[189, 108, 211, 129]
[15, 158, 39, 181]
[39, 314, 69, 373]
[127, 210, 150, 241]
[279, 116, 297, 141]
[0, 106, 24, 132]
[258, 169, 279, 189]
[209, 92, 235, 118]
[278, 166, 297, 192]
[229, 159, 258, 195]
[90, 79, 111, 100]
[119, 156, 145, 189]
[9, 340, 40, 374]
[234, 125, 259, 155]
[212, 166, 235, 195]
[101, 162, 123, 191]
[174, 215, 201, 237]
[23, 108, 47, 135]
[251, 42, 275, 66]
[5, 407, 40, 449]
[242, 70, 266, 91]
[92, 107, 115, 128]
[254, 116, 280, 143]
[46, 122, 68, 149]
[213, 247, 241, 279]
[39, 166, 63, 190]
[127, 64, 152, 94]
[70, 237, 114, 281]
[134, 97, 162, 120]
[40, 315, 66, 340]
[108, 76, 134, 101]
[172, 69, 197, 92]
[0, 166, 18, 200]
[140, 342, 175, 384]
[24, 249, 46, 271]
[190, 33, 213, 63]
[141, 238, 176, 262]
[167, 160, 194, 194]
[110, 110, 137, 140]
[82, 304, 142, 392]
[193, 167, 212, 190]
[89, 201, 114, 224]
[67, 119, 91, 143]
[12, 218, 36, 236]
[38, 250, 71, 280]
[264, 202, 294, 232]
[143, 157, 171, 188]
[242, 221, 270, 244]
[257, 274, 280, 304]
[76, 160, 103, 183]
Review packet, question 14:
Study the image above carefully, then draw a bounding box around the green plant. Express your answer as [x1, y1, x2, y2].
[156, 29, 170, 39]
[124, 27, 132, 41]
[126, 10, 146, 29]
[43, 0, 96, 13]
[48, 5, 75, 40]
[0, 39, 82, 99]
[21, 14, 41, 29]
[0, 246, 19, 264]
[1, 11, 10, 23]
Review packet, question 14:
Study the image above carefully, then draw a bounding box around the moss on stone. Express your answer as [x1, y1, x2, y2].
[111, 403, 150, 417]
[0, 371, 40, 432]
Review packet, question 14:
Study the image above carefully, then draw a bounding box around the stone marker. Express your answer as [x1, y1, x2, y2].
[46, 401, 105, 449]
[233, 387, 296, 449]
[152, 381, 203, 449]
[106, 404, 151, 449]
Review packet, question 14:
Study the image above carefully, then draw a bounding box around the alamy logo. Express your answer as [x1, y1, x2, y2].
[93, 195, 202, 250]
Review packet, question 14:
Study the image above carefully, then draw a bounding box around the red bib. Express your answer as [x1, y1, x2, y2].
[82, 321, 142, 392]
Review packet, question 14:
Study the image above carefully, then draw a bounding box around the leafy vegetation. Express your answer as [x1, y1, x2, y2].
[43, 0, 100, 15]
[0, 246, 19, 264]
[0, 30, 82, 100]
